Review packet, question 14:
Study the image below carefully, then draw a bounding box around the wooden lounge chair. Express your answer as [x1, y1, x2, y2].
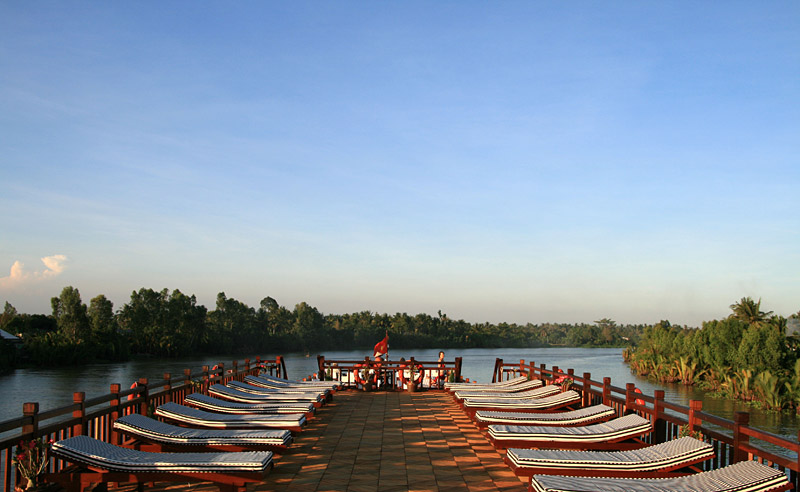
[46, 435, 273, 492]
[209, 384, 324, 408]
[446, 375, 528, 391]
[488, 413, 652, 449]
[456, 384, 558, 405]
[453, 379, 545, 399]
[247, 374, 340, 391]
[528, 459, 791, 492]
[463, 390, 581, 417]
[474, 404, 616, 428]
[113, 413, 293, 452]
[156, 402, 306, 433]
[185, 393, 316, 419]
[506, 436, 714, 477]
[229, 380, 332, 401]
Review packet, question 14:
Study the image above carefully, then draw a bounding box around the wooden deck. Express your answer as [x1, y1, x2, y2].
[114, 389, 527, 492]
[261, 389, 527, 491]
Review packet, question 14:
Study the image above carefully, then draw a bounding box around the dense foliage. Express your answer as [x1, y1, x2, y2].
[1, 287, 645, 367]
[624, 297, 800, 412]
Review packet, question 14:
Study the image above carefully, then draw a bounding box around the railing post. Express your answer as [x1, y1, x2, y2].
[552, 366, 560, 380]
[492, 358, 502, 383]
[733, 411, 750, 463]
[244, 358, 251, 375]
[183, 368, 192, 399]
[163, 373, 172, 404]
[72, 392, 86, 436]
[277, 355, 287, 379]
[202, 365, 209, 393]
[110, 384, 121, 445]
[318, 355, 326, 381]
[232, 360, 238, 382]
[454, 357, 462, 383]
[519, 359, 525, 378]
[602, 377, 611, 406]
[625, 382, 636, 414]
[689, 400, 702, 433]
[137, 378, 149, 416]
[22, 402, 40, 438]
[653, 390, 666, 443]
[582, 373, 592, 407]
[216, 363, 224, 385]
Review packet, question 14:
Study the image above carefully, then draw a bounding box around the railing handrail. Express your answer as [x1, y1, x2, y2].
[0, 356, 280, 492]
[495, 358, 800, 481]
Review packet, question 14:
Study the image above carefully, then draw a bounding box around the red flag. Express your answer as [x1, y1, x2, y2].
[374, 332, 388, 358]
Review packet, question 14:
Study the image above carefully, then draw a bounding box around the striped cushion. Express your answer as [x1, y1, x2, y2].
[51, 435, 273, 473]
[247, 374, 338, 390]
[114, 413, 292, 446]
[229, 380, 330, 397]
[489, 414, 651, 443]
[446, 375, 528, 390]
[529, 459, 789, 492]
[185, 393, 315, 415]
[476, 404, 615, 426]
[156, 402, 306, 429]
[454, 380, 545, 398]
[464, 390, 580, 410]
[457, 384, 557, 401]
[209, 384, 322, 403]
[508, 436, 713, 471]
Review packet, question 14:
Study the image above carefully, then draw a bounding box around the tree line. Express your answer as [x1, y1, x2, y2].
[624, 297, 800, 412]
[0, 286, 646, 370]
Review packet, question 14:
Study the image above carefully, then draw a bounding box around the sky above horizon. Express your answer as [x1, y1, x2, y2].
[1, 2, 798, 327]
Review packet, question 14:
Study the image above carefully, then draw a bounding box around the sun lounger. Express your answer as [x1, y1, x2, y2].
[186, 393, 315, 419]
[455, 383, 556, 402]
[506, 436, 714, 477]
[229, 379, 332, 400]
[528, 459, 791, 492]
[156, 402, 306, 433]
[446, 375, 528, 391]
[113, 413, 293, 452]
[475, 404, 616, 428]
[248, 373, 340, 391]
[488, 413, 652, 449]
[209, 384, 324, 408]
[46, 435, 273, 492]
[463, 390, 581, 416]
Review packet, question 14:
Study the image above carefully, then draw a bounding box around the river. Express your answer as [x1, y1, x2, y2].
[1, 347, 798, 443]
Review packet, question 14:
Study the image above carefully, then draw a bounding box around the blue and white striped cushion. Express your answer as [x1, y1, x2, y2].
[529, 459, 789, 492]
[228, 380, 329, 397]
[155, 402, 306, 429]
[246, 374, 337, 390]
[457, 384, 557, 401]
[209, 384, 322, 403]
[114, 414, 292, 446]
[489, 414, 651, 443]
[446, 375, 528, 390]
[454, 380, 545, 398]
[185, 393, 315, 415]
[476, 404, 615, 426]
[51, 435, 273, 473]
[464, 390, 580, 410]
[508, 436, 713, 471]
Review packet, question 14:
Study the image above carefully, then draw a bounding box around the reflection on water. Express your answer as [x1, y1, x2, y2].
[1, 347, 798, 444]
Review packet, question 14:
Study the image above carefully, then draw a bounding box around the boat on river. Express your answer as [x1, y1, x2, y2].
[0, 355, 798, 492]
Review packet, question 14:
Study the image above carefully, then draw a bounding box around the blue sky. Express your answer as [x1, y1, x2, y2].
[1, 2, 798, 327]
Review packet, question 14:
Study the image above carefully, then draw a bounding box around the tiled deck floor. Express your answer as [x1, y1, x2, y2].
[259, 389, 527, 492]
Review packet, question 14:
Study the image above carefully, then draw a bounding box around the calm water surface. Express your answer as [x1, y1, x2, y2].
[1, 347, 797, 444]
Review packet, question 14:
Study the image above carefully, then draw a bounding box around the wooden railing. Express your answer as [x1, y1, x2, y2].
[0, 356, 283, 492]
[492, 357, 800, 488]
[317, 355, 462, 389]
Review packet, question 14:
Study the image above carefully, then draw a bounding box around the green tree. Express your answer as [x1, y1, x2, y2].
[51, 286, 89, 343]
[729, 297, 773, 326]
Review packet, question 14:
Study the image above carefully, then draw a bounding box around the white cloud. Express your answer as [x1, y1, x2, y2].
[0, 255, 69, 288]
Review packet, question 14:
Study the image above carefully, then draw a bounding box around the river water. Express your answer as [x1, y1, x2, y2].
[1, 347, 798, 443]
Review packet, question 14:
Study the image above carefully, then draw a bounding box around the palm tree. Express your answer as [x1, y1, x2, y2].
[729, 297, 773, 326]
